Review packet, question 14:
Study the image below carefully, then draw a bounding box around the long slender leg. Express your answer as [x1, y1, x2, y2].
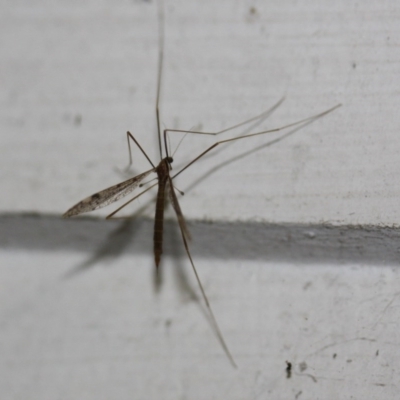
[172, 104, 341, 180]
[155, 0, 165, 159]
[167, 97, 286, 159]
[126, 131, 156, 169]
[168, 98, 285, 161]
[127, 1, 164, 168]
[106, 182, 158, 219]
[165, 96, 286, 138]
[168, 180, 237, 368]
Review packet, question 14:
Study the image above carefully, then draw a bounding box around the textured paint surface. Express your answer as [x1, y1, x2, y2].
[1, 0, 399, 225]
[1, 244, 400, 399]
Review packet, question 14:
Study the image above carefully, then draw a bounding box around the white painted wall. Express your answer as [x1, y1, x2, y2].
[2, 0, 399, 225]
[1, 1, 400, 399]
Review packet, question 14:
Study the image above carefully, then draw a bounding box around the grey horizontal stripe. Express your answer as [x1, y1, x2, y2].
[1, 213, 399, 266]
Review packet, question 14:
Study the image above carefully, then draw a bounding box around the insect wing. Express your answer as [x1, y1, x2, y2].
[63, 168, 154, 217]
[167, 177, 191, 241]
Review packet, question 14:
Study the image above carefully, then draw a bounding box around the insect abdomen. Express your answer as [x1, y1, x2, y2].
[154, 177, 167, 268]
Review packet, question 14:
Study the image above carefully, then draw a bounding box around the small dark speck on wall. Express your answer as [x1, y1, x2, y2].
[74, 114, 82, 126]
[285, 361, 292, 379]
[165, 318, 172, 328]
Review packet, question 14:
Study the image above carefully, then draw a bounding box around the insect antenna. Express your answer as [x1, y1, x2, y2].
[172, 132, 189, 158]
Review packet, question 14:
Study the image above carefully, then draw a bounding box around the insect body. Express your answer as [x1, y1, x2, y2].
[153, 157, 173, 268]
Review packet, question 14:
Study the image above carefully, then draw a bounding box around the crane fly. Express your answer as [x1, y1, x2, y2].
[63, 0, 341, 368]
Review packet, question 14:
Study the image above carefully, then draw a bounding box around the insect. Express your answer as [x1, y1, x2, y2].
[63, 0, 341, 367]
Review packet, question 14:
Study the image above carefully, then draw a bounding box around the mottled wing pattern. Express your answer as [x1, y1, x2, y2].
[63, 168, 155, 217]
[167, 177, 191, 241]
